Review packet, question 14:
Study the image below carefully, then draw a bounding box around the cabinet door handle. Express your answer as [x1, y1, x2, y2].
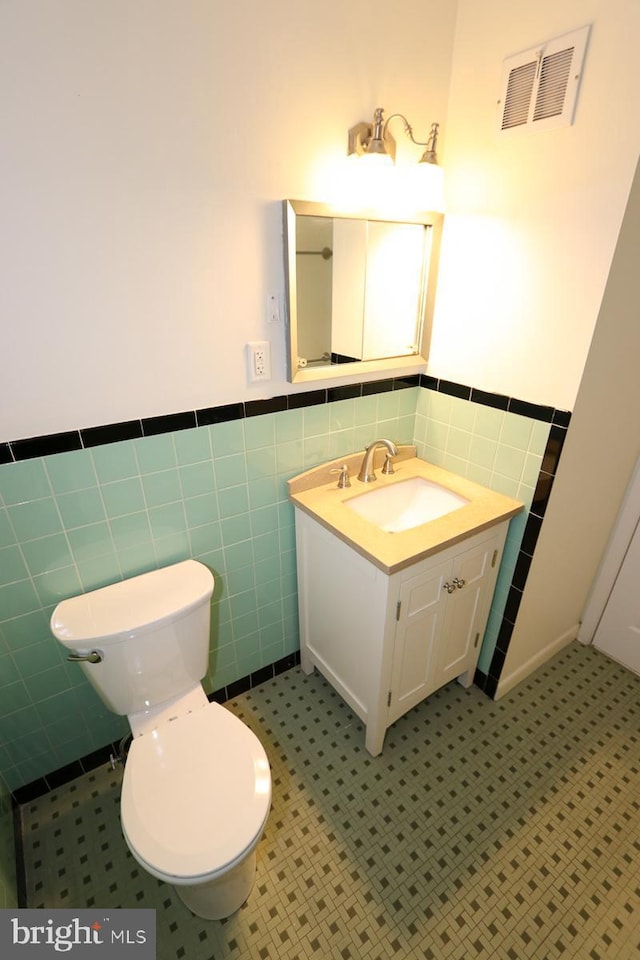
[453, 577, 466, 589]
[443, 580, 456, 594]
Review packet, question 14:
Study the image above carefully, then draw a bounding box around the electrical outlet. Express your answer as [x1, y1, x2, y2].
[247, 341, 271, 382]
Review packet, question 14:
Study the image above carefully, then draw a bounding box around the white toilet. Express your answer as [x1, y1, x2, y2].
[50, 559, 272, 920]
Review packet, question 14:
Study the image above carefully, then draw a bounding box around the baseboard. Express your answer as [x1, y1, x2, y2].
[495, 625, 579, 699]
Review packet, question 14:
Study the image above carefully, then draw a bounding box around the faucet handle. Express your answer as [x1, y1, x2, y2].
[330, 464, 351, 488]
[381, 455, 395, 476]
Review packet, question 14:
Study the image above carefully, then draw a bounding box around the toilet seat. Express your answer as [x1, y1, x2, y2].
[120, 702, 271, 884]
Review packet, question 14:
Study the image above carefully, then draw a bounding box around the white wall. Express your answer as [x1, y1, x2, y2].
[430, 0, 640, 411]
[6, 2, 638, 436]
[0, 0, 457, 443]
[499, 155, 640, 694]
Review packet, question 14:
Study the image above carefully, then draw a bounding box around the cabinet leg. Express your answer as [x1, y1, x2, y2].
[457, 669, 474, 689]
[365, 723, 386, 757]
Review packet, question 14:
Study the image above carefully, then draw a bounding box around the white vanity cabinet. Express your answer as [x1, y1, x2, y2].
[294, 510, 509, 756]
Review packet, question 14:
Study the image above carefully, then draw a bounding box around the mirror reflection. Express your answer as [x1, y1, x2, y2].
[283, 200, 442, 384]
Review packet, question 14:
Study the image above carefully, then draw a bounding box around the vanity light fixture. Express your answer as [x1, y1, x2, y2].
[347, 106, 444, 210]
[347, 106, 440, 169]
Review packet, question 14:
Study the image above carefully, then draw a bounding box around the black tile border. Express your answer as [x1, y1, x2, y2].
[480, 672, 499, 700]
[508, 398, 554, 422]
[552, 409, 571, 428]
[285, 391, 325, 411]
[10, 651, 301, 806]
[44, 760, 84, 790]
[13, 799, 27, 908]
[141, 411, 197, 436]
[2, 374, 571, 463]
[327, 384, 363, 403]
[393, 374, 421, 390]
[245, 395, 289, 417]
[470, 388, 509, 411]
[511, 551, 533, 592]
[363, 377, 395, 396]
[11, 431, 83, 460]
[520, 512, 544, 557]
[438, 379, 472, 400]
[81, 420, 143, 447]
[196, 402, 245, 426]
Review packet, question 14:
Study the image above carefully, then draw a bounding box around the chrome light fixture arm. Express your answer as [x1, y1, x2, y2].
[348, 107, 440, 165]
[383, 112, 440, 164]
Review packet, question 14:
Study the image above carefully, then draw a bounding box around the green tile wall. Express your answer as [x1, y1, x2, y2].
[0, 389, 418, 792]
[0, 776, 17, 907]
[0, 384, 548, 794]
[413, 390, 550, 673]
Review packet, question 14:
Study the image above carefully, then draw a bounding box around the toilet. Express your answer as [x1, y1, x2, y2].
[50, 559, 271, 920]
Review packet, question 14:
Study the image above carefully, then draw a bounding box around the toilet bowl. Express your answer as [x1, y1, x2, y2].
[50, 560, 272, 920]
[121, 698, 271, 920]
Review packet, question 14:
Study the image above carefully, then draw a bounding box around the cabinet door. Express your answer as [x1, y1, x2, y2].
[437, 536, 497, 684]
[388, 557, 450, 724]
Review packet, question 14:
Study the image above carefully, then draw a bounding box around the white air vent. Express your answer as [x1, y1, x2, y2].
[499, 25, 591, 133]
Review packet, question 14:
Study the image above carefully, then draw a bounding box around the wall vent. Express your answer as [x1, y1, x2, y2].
[498, 25, 591, 133]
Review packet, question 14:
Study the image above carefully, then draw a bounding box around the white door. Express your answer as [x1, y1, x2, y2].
[593, 517, 640, 674]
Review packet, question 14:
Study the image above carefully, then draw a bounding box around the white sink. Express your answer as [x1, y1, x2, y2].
[345, 476, 469, 532]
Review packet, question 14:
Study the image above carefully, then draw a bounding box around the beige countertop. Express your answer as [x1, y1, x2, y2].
[288, 446, 524, 573]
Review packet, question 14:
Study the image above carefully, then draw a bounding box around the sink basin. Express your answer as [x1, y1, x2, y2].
[345, 477, 469, 532]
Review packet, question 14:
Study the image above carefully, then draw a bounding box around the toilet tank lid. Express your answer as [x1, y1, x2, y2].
[50, 560, 214, 645]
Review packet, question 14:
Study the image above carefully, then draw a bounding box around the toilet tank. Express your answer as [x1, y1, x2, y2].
[51, 560, 214, 716]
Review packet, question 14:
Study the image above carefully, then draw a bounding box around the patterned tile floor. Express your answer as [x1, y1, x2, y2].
[19, 641, 640, 959]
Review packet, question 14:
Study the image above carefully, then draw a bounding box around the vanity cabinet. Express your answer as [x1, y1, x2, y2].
[294, 510, 509, 756]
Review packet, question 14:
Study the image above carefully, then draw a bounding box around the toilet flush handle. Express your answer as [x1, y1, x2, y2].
[66, 650, 103, 664]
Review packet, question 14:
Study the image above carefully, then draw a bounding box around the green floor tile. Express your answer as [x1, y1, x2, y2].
[18, 642, 640, 960]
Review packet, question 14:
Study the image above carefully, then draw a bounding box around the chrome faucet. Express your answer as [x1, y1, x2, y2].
[357, 439, 398, 483]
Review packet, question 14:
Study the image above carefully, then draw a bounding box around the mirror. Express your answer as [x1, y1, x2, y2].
[283, 199, 442, 384]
